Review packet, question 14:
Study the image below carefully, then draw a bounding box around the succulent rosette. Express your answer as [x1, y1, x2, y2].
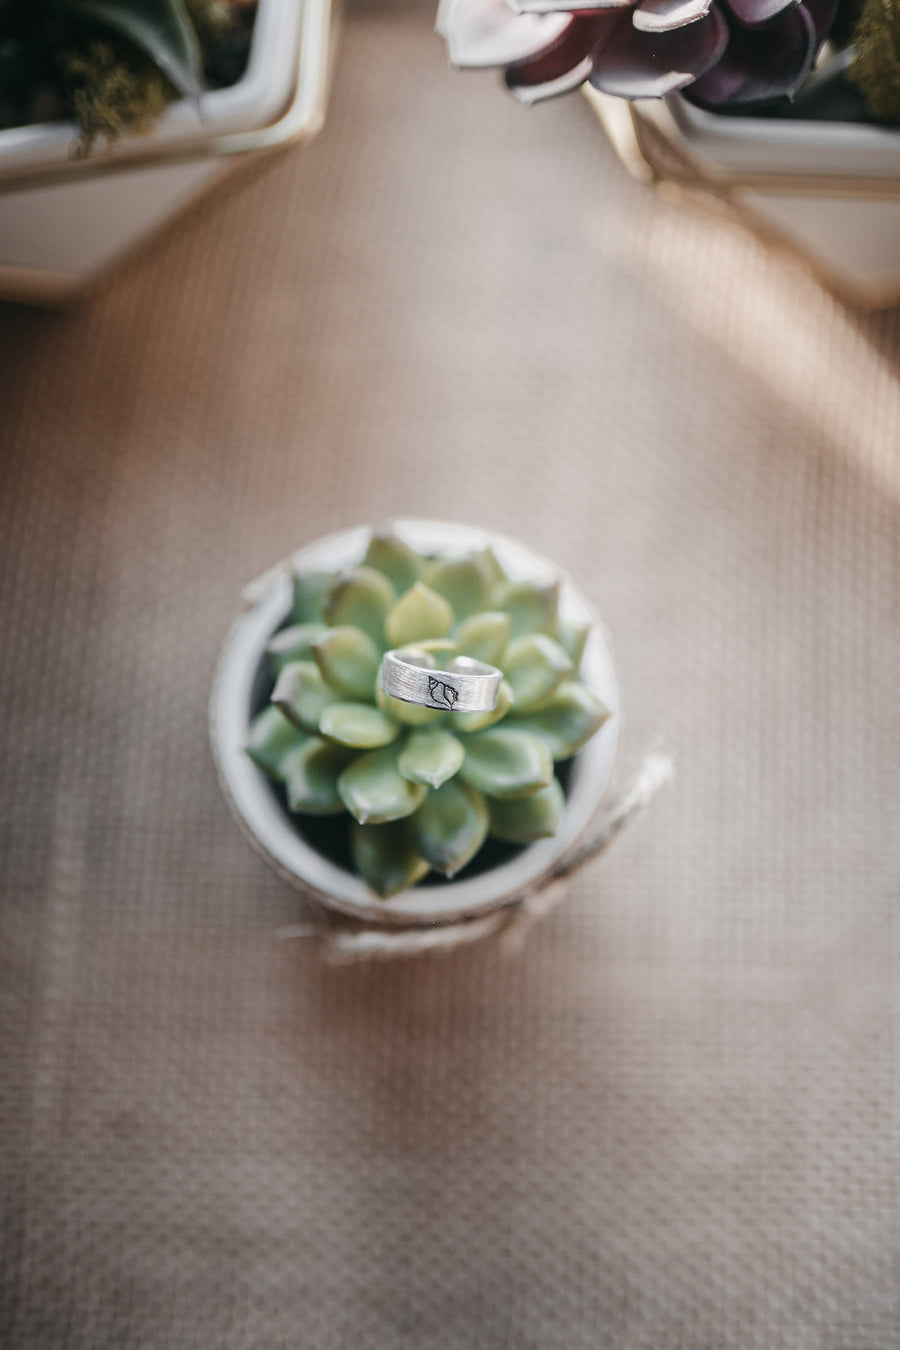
[437, 0, 836, 110]
[246, 527, 610, 897]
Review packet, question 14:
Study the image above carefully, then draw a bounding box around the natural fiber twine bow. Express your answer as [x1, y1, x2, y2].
[276, 752, 672, 963]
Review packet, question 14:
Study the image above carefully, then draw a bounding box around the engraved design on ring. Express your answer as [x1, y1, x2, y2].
[380, 648, 503, 713]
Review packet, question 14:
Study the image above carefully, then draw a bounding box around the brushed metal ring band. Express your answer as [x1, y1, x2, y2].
[380, 648, 503, 713]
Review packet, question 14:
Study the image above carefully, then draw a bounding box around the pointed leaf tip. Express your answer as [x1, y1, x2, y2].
[556, 617, 591, 670]
[398, 729, 465, 788]
[495, 579, 561, 638]
[291, 570, 334, 625]
[272, 660, 342, 734]
[338, 744, 427, 824]
[323, 567, 396, 647]
[488, 778, 565, 843]
[502, 633, 573, 713]
[455, 610, 511, 666]
[507, 682, 611, 760]
[385, 581, 454, 648]
[313, 625, 381, 699]
[351, 820, 431, 897]
[459, 727, 553, 799]
[411, 779, 489, 877]
[363, 527, 424, 593]
[266, 622, 327, 675]
[422, 554, 492, 621]
[319, 702, 398, 749]
[283, 737, 354, 816]
[246, 706, 307, 781]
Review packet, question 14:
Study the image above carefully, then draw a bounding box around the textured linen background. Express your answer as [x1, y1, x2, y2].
[2, 3, 899, 1346]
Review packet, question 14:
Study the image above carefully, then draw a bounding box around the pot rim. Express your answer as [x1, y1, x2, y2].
[210, 520, 620, 927]
[657, 85, 900, 185]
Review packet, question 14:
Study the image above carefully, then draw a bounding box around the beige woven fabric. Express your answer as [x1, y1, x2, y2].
[2, 4, 899, 1346]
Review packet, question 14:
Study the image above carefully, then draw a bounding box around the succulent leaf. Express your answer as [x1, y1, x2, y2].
[376, 683, 446, 727]
[557, 617, 590, 670]
[283, 737, 355, 815]
[319, 702, 399, 749]
[291, 570, 334, 625]
[384, 581, 454, 648]
[350, 820, 431, 897]
[495, 579, 560, 638]
[459, 726, 553, 800]
[246, 706, 307, 781]
[452, 678, 514, 734]
[338, 744, 428, 824]
[398, 729, 465, 789]
[421, 554, 491, 620]
[266, 623, 327, 676]
[507, 681, 610, 760]
[410, 779, 489, 877]
[455, 610, 511, 665]
[313, 625, 381, 699]
[488, 779, 564, 843]
[272, 660, 341, 734]
[474, 546, 508, 592]
[323, 567, 396, 647]
[363, 527, 424, 592]
[502, 633, 573, 713]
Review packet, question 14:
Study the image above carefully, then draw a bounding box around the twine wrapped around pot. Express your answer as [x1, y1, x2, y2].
[276, 752, 672, 962]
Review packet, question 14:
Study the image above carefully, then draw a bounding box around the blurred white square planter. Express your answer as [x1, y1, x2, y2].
[0, 0, 334, 304]
[586, 78, 900, 309]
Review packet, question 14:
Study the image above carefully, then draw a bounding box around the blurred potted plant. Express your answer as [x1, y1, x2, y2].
[438, 0, 900, 306]
[210, 521, 623, 933]
[0, 0, 334, 303]
[1, 0, 257, 152]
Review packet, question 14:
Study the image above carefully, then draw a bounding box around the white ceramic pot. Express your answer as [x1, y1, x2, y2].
[210, 520, 620, 928]
[585, 77, 900, 308]
[0, 0, 334, 304]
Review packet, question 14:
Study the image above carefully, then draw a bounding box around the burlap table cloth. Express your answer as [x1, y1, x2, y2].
[1, 4, 898, 1345]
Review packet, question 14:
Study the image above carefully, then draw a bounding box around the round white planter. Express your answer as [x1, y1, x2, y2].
[210, 520, 620, 928]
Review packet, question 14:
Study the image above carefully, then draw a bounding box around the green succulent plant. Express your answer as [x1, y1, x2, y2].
[246, 528, 611, 897]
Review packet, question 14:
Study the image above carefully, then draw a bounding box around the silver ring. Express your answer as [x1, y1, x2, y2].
[380, 648, 502, 713]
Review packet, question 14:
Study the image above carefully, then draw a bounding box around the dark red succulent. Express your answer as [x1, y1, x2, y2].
[437, 0, 837, 109]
